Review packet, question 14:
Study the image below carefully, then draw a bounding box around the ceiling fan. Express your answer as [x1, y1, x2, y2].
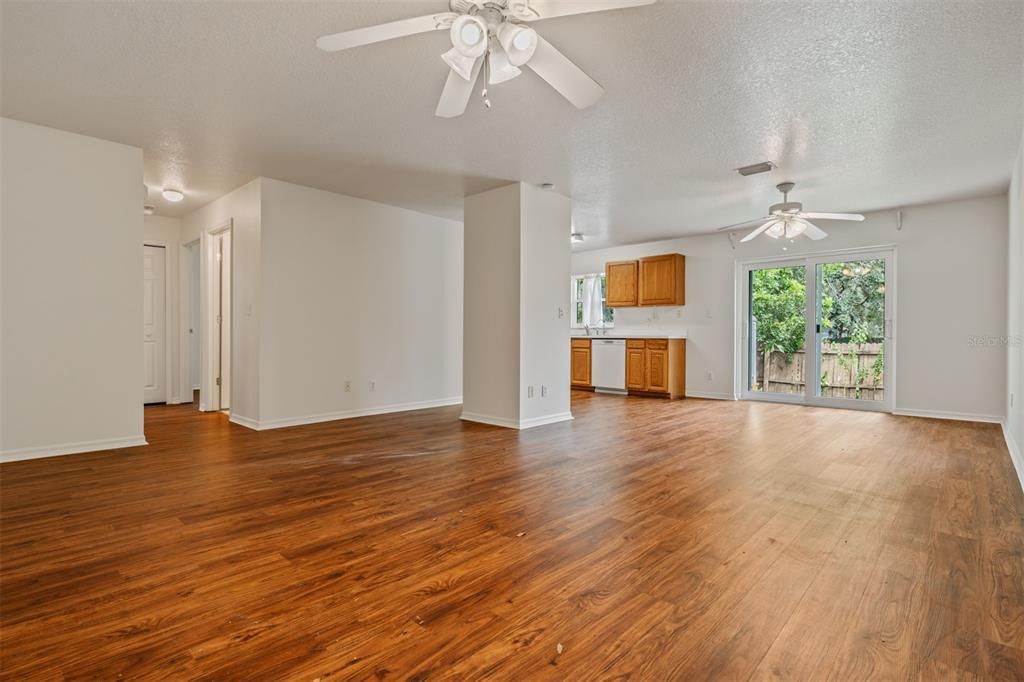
[717, 182, 865, 243]
[316, 0, 656, 118]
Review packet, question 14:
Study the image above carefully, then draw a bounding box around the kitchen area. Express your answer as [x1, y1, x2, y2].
[571, 253, 687, 399]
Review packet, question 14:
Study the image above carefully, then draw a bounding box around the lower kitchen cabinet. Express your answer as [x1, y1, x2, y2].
[570, 338, 592, 388]
[625, 338, 686, 399]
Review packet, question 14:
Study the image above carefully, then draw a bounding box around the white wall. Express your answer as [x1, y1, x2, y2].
[462, 183, 572, 428]
[1, 118, 145, 460]
[181, 178, 262, 422]
[573, 193, 1009, 420]
[256, 178, 462, 428]
[143, 214, 182, 403]
[520, 184, 571, 424]
[463, 184, 523, 425]
[1007, 125, 1024, 488]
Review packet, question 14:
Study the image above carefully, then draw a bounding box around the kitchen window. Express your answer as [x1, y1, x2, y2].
[571, 273, 614, 328]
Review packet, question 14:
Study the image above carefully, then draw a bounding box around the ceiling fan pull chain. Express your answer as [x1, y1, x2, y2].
[482, 53, 492, 108]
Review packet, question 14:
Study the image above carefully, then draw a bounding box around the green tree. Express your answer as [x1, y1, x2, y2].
[751, 266, 806, 354]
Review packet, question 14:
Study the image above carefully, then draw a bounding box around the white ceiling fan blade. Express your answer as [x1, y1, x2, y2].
[317, 13, 454, 52]
[801, 212, 864, 222]
[800, 220, 829, 240]
[526, 36, 604, 109]
[739, 219, 781, 243]
[716, 216, 772, 232]
[514, 0, 656, 21]
[435, 57, 483, 118]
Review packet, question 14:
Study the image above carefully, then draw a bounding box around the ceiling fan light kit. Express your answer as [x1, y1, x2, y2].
[716, 182, 865, 244]
[316, 0, 657, 118]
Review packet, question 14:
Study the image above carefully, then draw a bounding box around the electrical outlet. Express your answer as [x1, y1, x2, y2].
[676, 309, 683, 319]
[344, 380, 351, 393]
[369, 381, 375, 393]
[558, 307, 564, 319]
[528, 385, 534, 398]
[706, 370, 713, 382]
[541, 385, 547, 397]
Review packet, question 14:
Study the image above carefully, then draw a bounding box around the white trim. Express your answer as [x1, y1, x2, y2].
[893, 408, 1004, 424]
[460, 411, 574, 429]
[228, 414, 261, 430]
[1, 436, 148, 463]
[685, 391, 736, 400]
[1002, 421, 1024, 494]
[519, 412, 574, 429]
[460, 412, 522, 429]
[143, 241, 175, 404]
[233, 397, 463, 431]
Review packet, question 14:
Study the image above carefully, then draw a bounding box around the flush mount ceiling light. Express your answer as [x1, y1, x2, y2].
[161, 188, 185, 202]
[716, 182, 865, 243]
[315, 0, 657, 118]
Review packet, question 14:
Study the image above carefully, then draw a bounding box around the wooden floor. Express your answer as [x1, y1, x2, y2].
[2, 393, 1023, 680]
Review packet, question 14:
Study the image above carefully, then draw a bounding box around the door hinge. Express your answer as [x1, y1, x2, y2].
[216, 377, 221, 386]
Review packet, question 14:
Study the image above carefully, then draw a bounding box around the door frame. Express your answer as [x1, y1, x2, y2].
[199, 220, 232, 413]
[143, 242, 173, 405]
[179, 238, 200, 407]
[735, 244, 898, 413]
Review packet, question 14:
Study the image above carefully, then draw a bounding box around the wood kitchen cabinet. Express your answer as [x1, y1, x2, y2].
[570, 338, 592, 388]
[625, 340, 647, 391]
[625, 338, 686, 398]
[605, 260, 638, 307]
[604, 254, 685, 308]
[639, 254, 685, 306]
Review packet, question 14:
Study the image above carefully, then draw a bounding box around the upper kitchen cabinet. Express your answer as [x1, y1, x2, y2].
[639, 254, 685, 306]
[605, 260, 638, 307]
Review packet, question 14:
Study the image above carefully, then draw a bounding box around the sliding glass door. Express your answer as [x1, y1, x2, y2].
[741, 249, 894, 411]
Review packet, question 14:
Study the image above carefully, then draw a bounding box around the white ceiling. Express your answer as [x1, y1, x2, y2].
[2, 1, 1022, 249]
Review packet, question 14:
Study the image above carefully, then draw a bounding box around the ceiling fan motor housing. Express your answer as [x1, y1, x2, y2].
[770, 201, 803, 215]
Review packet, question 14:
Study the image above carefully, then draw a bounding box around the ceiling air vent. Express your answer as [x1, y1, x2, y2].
[736, 161, 775, 177]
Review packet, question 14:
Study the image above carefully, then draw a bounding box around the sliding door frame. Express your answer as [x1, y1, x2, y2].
[735, 245, 898, 413]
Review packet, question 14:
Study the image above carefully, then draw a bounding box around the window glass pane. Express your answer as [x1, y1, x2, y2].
[748, 265, 806, 394]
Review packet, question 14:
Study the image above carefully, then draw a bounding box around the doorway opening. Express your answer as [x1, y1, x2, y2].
[184, 239, 201, 408]
[738, 248, 895, 412]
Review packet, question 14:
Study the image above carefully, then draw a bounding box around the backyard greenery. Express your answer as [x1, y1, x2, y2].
[751, 260, 886, 398]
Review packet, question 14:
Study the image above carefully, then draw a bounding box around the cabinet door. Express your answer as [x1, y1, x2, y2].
[639, 254, 685, 306]
[626, 346, 647, 390]
[605, 260, 638, 307]
[571, 347, 592, 386]
[646, 347, 670, 393]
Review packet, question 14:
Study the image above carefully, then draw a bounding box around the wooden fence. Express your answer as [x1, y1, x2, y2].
[755, 343, 884, 401]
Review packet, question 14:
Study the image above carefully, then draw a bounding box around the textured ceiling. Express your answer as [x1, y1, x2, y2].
[2, 1, 1022, 249]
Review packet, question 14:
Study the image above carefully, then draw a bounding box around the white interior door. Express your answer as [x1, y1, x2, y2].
[143, 245, 167, 404]
[188, 242, 200, 391]
[219, 231, 231, 410]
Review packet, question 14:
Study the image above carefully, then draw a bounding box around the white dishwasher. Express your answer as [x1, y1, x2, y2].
[591, 338, 627, 393]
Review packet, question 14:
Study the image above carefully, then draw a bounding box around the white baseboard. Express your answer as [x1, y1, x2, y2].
[1003, 422, 1024, 495]
[519, 412, 574, 429]
[228, 414, 260, 430]
[893, 408, 1004, 424]
[685, 391, 735, 401]
[231, 397, 463, 431]
[1, 435, 148, 463]
[461, 411, 574, 430]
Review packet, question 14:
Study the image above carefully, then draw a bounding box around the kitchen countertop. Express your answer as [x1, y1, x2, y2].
[571, 331, 687, 340]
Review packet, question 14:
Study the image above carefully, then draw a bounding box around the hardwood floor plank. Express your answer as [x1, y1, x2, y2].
[1, 393, 1022, 679]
